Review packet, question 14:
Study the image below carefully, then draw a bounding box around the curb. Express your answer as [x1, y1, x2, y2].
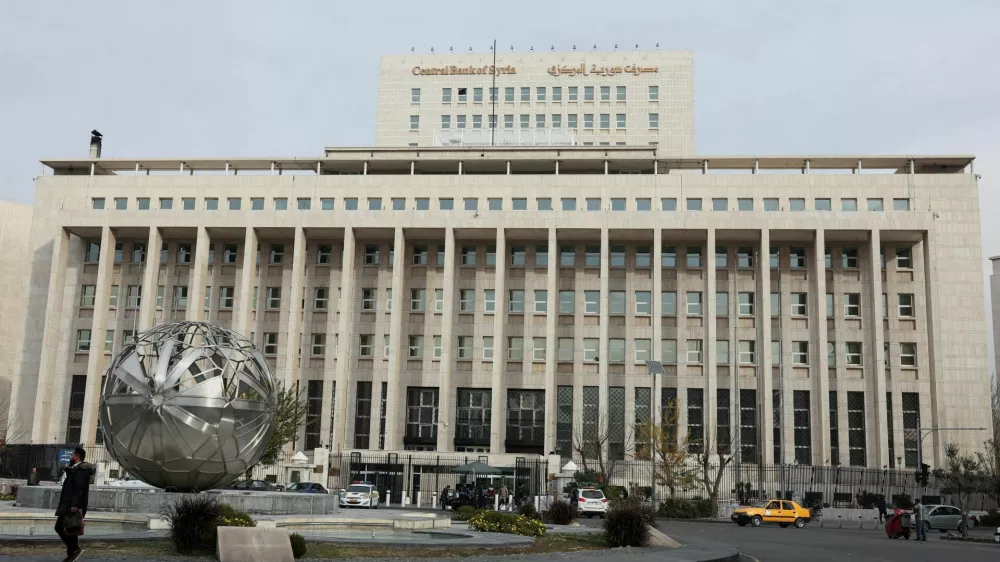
[940, 536, 999, 544]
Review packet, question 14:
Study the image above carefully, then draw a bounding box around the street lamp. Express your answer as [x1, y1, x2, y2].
[645, 360, 665, 510]
[915, 424, 987, 470]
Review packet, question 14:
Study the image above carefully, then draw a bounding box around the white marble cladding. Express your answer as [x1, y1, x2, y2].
[10, 168, 991, 470]
[0, 200, 33, 438]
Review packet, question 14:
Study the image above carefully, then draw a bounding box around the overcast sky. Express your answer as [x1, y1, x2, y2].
[2, 0, 999, 367]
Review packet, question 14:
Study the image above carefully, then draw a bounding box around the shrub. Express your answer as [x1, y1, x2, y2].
[657, 497, 712, 519]
[0, 485, 18, 501]
[979, 509, 1000, 527]
[468, 511, 547, 537]
[545, 499, 577, 525]
[891, 494, 914, 510]
[452, 506, 481, 522]
[518, 502, 541, 521]
[218, 504, 256, 528]
[161, 495, 222, 554]
[855, 491, 879, 510]
[289, 533, 307, 559]
[604, 500, 651, 547]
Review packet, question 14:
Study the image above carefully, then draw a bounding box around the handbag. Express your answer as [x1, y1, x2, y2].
[63, 511, 85, 536]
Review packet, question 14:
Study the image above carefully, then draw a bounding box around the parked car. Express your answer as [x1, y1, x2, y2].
[921, 505, 967, 533]
[731, 500, 812, 528]
[339, 482, 380, 509]
[285, 482, 328, 494]
[575, 488, 608, 518]
[227, 479, 283, 492]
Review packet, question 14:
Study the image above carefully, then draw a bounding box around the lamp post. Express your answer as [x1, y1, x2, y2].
[645, 360, 665, 511]
[915, 423, 986, 469]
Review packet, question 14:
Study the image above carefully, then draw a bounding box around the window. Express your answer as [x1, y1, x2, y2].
[714, 339, 730, 364]
[385, 288, 392, 311]
[391, 198, 405, 211]
[712, 198, 727, 211]
[203, 198, 218, 211]
[847, 391, 866, 466]
[111, 197, 127, 211]
[457, 86, 468, 102]
[607, 245, 624, 267]
[791, 293, 807, 316]
[893, 198, 910, 211]
[410, 288, 426, 311]
[315, 244, 332, 265]
[508, 336, 524, 360]
[504, 87, 514, 102]
[615, 113, 626, 128]
[408, 335, 423, 358]
[816, 198, 832, 211]
[130, 242, 146, 264]
[508, 290, 525, 313]
[535, 114, 545, 128]
[457, 336, 473, 359]
[771, 292, 780, 317]
[662, 291, 677, 315]
[609, 291, 625, 315]
[536, 197, 553, 211]
[826, 294, 835, 317]
[221, 243, 238, 264]
[714, 246, 728, 268]
[572, 337, 595, 363]
[433, 335, 442, 358]
[482, 336, 494, 359]
[790, 247, 806, 268]
[363, 244, 380, 265]
[517, 86, 528, 101]
[844, 293, 861, 317]
[412, 245, 428, 265]
[366, 197, 381, 211]
[687, 292, 703, 315]
[567, 114, 577, 129]
[686, 246, 702, 268]
[411, 88, 421, 102]
[789, 198, 805, 211]
[511, 114, 521, 129]
[267, 243, 284, 265]
[534, 290, 547, 313]
[311, 333, 326, 356]
[484, 289, 495, 312]
[488, 198, 502, 211]
[842, 198, 858, 211]
[219, 287, 235, 308]
[361, 288, 376, 311]
[250, 198, 264, 211]
[171, 286, 186, 308]
[631, 291, 652, 315]
[263, 333, 278, 355]
[464, 198, 478, 211]
[609, 199, 626, 213]
[737, 247, 754, 268]
[175, 243, 191, 265]
[842, 247, 858, 268]
[126, 285, 142, 308]
[509, 245, 525, 266]
[739, 341, 756, 364]
[177, 197, 193, 210]
[584, 291, 600, 314]
[460, 245, 476, 266]
[686, 198, 702, 211]
[687, 340, 703, 363]
[715, 292, 728, 316]
[530, 337, 546, 361]
[435, 245, 445, 267]
[265, 286, 281, 309]
[792, 341, 809, 365]
[845, 342, 863, 365]
[316, 197, 332, 211]
[738, 292, 755, 315]
[867, 198, 884, 212]
[410, 115, 419, 130]
[91, 197, 106, 210]
[75, 329, 92, 352]
[534, 243, 549, 266]
[414, 198, 428, 211]
[897, 293, 915, 317]
[896, 247, 912, 268]
[314, 287, 328, 310]
[662, 246, 676, 267]
[583, 114, 594, 128]
[900, 342, 917, 367]
[580, 245, 598, 267]
[441, 87, 452, 102]
[596, 113, 608, 129]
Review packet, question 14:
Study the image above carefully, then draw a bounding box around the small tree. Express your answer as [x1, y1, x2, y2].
[634, 400, 697, 498]
[691, 432, 739, 517]
[0, 391, 28, 470]
[255, 384, 308, 467]
[933, 443, 985, 537]
[573, 413, 633, 486]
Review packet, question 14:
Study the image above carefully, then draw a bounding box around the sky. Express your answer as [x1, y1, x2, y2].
[2, 0, 999, 368]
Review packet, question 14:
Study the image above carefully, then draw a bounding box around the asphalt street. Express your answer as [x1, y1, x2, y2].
[579, 518, 999, 561]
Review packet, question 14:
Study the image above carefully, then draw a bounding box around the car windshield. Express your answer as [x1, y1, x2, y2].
[288, 483, 311, 490]
[753, 502, 769, 508]
[346, 485, 370, 493]
[582, 491, 603, 499]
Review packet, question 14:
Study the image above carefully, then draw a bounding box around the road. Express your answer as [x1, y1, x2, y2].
[579, 518, 999, 561]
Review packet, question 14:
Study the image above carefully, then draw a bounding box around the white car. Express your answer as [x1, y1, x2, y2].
[339, 482, 380, 509]
[575, 489, 608, 518]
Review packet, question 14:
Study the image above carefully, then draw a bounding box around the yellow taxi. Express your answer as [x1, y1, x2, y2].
[731, 499, 812, 528]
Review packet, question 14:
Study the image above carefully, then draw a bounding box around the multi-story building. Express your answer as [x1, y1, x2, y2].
[0, 200, 34, 439]
[376, 50, 694, 153]
[7, 145, 990, 469]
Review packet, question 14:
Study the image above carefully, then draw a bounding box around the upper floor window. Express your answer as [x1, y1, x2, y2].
[893, 198, 911, 211]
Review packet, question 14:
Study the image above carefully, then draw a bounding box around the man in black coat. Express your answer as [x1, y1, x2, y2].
[54, 447, 94, 562]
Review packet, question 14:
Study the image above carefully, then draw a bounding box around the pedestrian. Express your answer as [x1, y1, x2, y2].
[913, 499, 926, 541]
[441, 485, 451, 510]
[620, 486, 629, 500]
[27, 467, 40, 486]
[876, 495, 888, 524]
[55, 447, 93, 562]
[499, 484, 509, 511]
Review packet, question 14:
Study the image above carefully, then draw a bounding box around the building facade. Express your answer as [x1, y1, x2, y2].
[376, 50, 694, 154]
[8, 148, 991, 469]
[0, 200, 34, 439]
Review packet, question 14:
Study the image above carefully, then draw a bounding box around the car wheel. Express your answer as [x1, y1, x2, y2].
[750, 516, 762, 527]
[794, 518, 805, 529]
[779, 524, 789, 528]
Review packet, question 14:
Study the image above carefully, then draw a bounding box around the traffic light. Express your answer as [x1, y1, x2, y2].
[917, 463, 930, 486]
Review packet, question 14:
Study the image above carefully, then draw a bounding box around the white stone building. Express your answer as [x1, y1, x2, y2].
[0, 200, 34, 439]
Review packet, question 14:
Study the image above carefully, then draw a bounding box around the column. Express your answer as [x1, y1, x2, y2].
[436, 228, 457, 451]
[705, 229, 718, 452]
[384, 227, 406, 450]
[544, 227, 557, 454]
[30, 228, 70, 442]
[284, 226, 306, 387]
[869, 229, 889, 467]
[883, 249, 905, 467]
[922, 231, 943, 467]
[814, 229, 831, 464]
[236, 228, 258, 337]
[652, 228, 663, 427]
[187, 227, 210, 322]
[757, 229, 774, 466]
[490, 229, 507, 452]
[598, 228, 610, 458]
[80, 226, 115, 446]
[333, 227, 356, 451]
[138, 227, 162, 331]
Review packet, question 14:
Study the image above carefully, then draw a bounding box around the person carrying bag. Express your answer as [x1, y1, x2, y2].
[54, 447, 94, 562]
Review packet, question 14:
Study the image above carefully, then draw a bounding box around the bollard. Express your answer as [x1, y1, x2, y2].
[494, 493, 499, 511]
[534, 495, 540, 511]
[403, 490, 409, 507]
[432, 493, 437, 509]
[387, 489, 391, 508]
[417, 491, 422, 508]
[838, 514, 842, 529]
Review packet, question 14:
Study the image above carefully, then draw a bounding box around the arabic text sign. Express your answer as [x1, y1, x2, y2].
[548, 64, 658, 77]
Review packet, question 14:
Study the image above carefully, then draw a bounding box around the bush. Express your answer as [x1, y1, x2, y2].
[855, 491, 879, 510]
[452, 506, 481, 522]
[0, 484, 18, 501]
[518, 502, 541, 521]
[467, 511, 547, 537]
[656, 497, 712, 519]
[218, 504, 256, 528]
[161, 495, 222, 554]
[545, 499, 576, 525]
[289, 533, 307, 559]
[979, 509, 1000, 527]
[891, 494, 914, 510]
[604, 500, 651, 547]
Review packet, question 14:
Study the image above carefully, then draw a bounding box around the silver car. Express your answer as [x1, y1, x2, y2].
[921, 505, 966, 533]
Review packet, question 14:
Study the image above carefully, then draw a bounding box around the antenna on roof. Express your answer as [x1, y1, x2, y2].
[614, 43, 618, 50]
[550, 45, 554, 51]
[656, 42, 660, 48]
[635, 43, 639, 50]
[410, 47, 415, 53]
[573, 45, 576, 51]
[430, 46, 434, 53]
[529, 45, 534, 52]
[593, 44, 597, 50]
[489, 44, 494, 51]
[469, 46, 472, 52]
[449, 46, 453, 52]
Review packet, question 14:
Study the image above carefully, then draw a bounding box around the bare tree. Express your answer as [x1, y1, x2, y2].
[634, 399, 697, 498]
[691, 431, 739, 517]
[0, 390, 29, 472]
[978, 381, 1000, 506]
[573, 413, 633, 486]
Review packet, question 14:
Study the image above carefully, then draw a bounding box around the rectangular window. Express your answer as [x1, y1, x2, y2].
[842, 247, 859, 268]
[535, 114, 545, 128]
[535, 243, 549, 266]
[716, 340, 730, 364]
[126, 285, 142, 308]
[488, 198, 502, 211]
[585, 244, 600, 265]
[662, 246, 676, 267]
[610, 244, 625, 266]
[457, 336, 473, 359]
[793, 390, 812, 464]
[847, 391, 866, 466]
[314, 287, 328, 310]
[739, 340, 756, 364]
[662, 291, 677, 315]
[532, 337, 546, 361]
[411, 88, 421, 102]
[686, 340, 703, 363]
[687, 389, 704, 452]
[508, 289, 524, 313]
[410, 288, 426, 311]
[662, 339, 677, 363]
[484, 289, 495, 313]
[483, 336, 493, 360]
[686, 292, 703, 315]
[898, 293, 914, 317]
[390, 198, 405, 211]
[361, 288, 376, 311]
[734, 198, 752, 211]
[559, 245, 575, 266]
[432, 335, 441, 359]
[412, 245, 428, 265]
[842, 198, 858, 211]
[458, 289, 475, 312]
[583, 338, 599, 362]
[309, 333, 326, 356]
[609, 291, 625, 315]
[204, 198, 218, 210]
[76, 329, 91, 351]
[413, 198, 428, 211]
[363, 243, 380, 265]
[633, 338, 651, 362]
[893, 198, 911, 211]
[517, 114, 527, 129]
[557, 338, 573, 361]
[712, 198, 727, 212]
[269, 244, 284, 265]
[436, 245, 445, 267]
[262, 333, 278, 355]
[534, 290, 547, 313]
[792, 341, 809, 365]
[739, 389, 758, 463]
[715, 246, 728, 268]
[716, 292, 729, 317]
[615, 113, 626, 128]
[265, 286, 281, 309]
[789, 198, 805, 211]
[583, 114, 594, 128]
[902, 393, 919, 466]
[900, 342, 917, 367]
[845, 342, 863, 365]
[826, 294, 835, 317]
[634, 291, 651, 315]
[441, 87, 452, 102]
[172, 285, 186, 308]
[507, 336, 523, 360]
[896, 247, 912, 268]
[537, 197, 552, 211]
[408, 335, 424, 358]
[599, 114, 610, 128]
[737, 247, 754, 268]
[790, 247, 806, 268]
[686, 198, 702, 211]
[844, 293, 861, 317]
[764, 198, 779, 211]
[567, 114, 577, 128]
[867, 198, 884, 212]
[738, 292, 755, 315]
[771, 292, 780, 317]
[791, 293, 807, 316]
[353, 381, 373, 449]
[686, 246, 702, 268]
[219, 286, 235, 308]
[227, 197, 241, 211]
[409, 115, 419, 130]
[456, 115, 466, 128]
[816, 198, 832, 211]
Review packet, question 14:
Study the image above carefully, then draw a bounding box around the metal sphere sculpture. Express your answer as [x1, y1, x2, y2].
[98, 322, 277, 492]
